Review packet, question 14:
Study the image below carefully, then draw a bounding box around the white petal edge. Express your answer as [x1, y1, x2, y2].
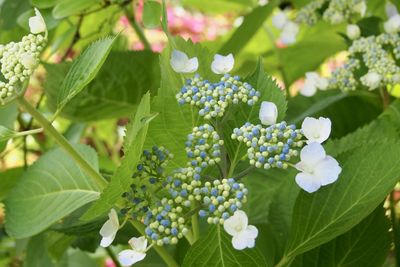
[118, 250, 146, 267]
[295, 172, 321, 193]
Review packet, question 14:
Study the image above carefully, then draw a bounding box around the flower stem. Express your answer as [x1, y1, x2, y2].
[130, 220, 179, 267]
[17, 97, 108, 189]
[124, 3, 152, 50]
[105, 247, 122, 267]
[191, 212, 200, 242]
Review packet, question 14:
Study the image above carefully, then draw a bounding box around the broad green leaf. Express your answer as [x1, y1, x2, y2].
[52, 0, 101, 19]
[45, 51, 160, 121]
[0, 125, 16, 142]
[25, 234, 54, 267]
[218, 0, 279, 55]
[0, 103, 18, 152]
[0, 167, 23, 201]
[143, 0, 162, 28]
[83, 93, 152, 220]
[283, 141, 400, 259]
[0, 0, 30, 30]
[291, 206, 390, 267]
[56, 36, 116, 113]
[30, 0, 57, 8]
[5, 145, 100, 238]
[182, 225, 268, 267]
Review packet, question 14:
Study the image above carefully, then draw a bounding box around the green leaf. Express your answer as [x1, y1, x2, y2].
[0, 103, 18, 152]
[83, 93, 152, 220]
[5, 145, 100, 238]
[291, 206, 390, 267]
[56, 36, 117, 113]
[218, 0, 279, 55]
[143, 0, 162, 29]
[283, 141, 400, 259]
[182, 225, 268, 267]
[25, 234, 54, 267]
[52, 0, 101, 19]
[0, 0, 30, 30]
[30, 0, 57, 8]
[0, 125, 16, 142]
[0, 168, 23, 201]
[45, 51, 160, 121]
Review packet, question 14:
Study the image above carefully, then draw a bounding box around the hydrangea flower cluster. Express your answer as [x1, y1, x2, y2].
[232, 122, 304, 169]
[0, 9, 47, 105]
[176, 74, 260, 119]
[296, 0, 366, 25]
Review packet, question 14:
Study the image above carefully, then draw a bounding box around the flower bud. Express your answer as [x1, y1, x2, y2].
[29, 8, 46, 34]
[347, 24, 361, 40]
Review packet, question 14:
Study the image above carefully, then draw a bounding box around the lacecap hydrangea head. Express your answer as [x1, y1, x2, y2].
[0, 8, 47, 105]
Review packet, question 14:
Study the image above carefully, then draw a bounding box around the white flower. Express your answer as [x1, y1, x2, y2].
[280, 21, 299, 45]
[295, 142, 342, 193]
[386, 2, 398, 18]
[258, 0, 269, 6]
[223, 210, 258, 250]
[272, 11, 288, 29]
[20, 53, 37, 69]
[170, 50, 198, 73]
[29, 8, 46, 34]
[384, 14, 400, 33]
[211, 54, 234, 74]
[259, 101, 278, 125]
[302, 117, 331, 144]
[100, 209, 119, 247]
[347, 24, 361, 40]
[352, 1, 367, 17]
[118, 236, 148, 266]
[360, 71, 382, 90]
[300, 72, 328, 97]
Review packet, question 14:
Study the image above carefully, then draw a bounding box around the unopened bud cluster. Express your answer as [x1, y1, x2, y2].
[296, 0, 366, 25]
[176, 74, 260, 119]
[0, 33, 46, 104]
[185, 124, 224, 168]
[232, 121, 304, 169]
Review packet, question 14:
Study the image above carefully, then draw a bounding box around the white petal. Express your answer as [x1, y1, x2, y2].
[118, 250, 146, 266]
[100, 220, 118, 238]
[109, 209, 120, 227]
[223, 210, 248, 236]
[300, 80, 317, 97]
[384, 14, 400, 33]
[259, 101, 278, 125]
[232, 234, 249, 250]
[316, 77, 328, 90]
[128, 236, 148, 252]
[211, 54, 234, 74]
[302, 117, 331, 144]
[295, 172, 321, 193]
[305, 72, 319, 82]
[100, 234, 116, 248]
[245, 225, 259, 239]
[361, 71, 382, 90]
[299, 142, 326, 167]
[186, 57, 199, 73]
[170, 50, 190, 73]
[347, 24, 361, 40]
[352, 1, 367, 17]
[28, 8, 46, 34]
[314, 156, 342, 186]
[386, 2, 399, 18]
[272, 11, 288, 29]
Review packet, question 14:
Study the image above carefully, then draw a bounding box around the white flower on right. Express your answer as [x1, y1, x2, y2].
[360, 71, 382, 90]
[280, 21, 299, 45]
[301, 117, 331, 144]
[223, 210, 258, 250]
[384, 14, 400, 33]
[118, 236, 148, 266]
[272, 10, 288, 29]
[170, 50, 198, 73]
[346, 24, 361, 40]
[259, 101, 278, 125]
[100, 209, 119, 247]
[295, 142, 342, 193]
[29, 8, 46, 34]
[211, 54, 234, 74]
[300, 72, 328, 97]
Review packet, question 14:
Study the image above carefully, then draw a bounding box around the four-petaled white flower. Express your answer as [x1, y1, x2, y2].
[211, 54, 234, 74]
[223, 210, 258, 250]
[347, 24, 361, 40]
[295, 142, 342, 193]
[301, 117, 331, 144]
[29, 8, 47, 34]
[100, 209, 119, 247]
[259, 101, 278, 125]
[300, 72, 328, 97]
[170, 50, 198, 73]
[280, 21, 299, 45]
[384, 14, 400, 34]
[118, 236, 148, 266]
[360, 71, 382, 90]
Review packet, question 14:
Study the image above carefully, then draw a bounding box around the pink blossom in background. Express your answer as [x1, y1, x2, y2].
[105, 259, 116, 267]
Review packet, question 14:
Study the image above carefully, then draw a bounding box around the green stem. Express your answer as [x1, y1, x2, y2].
[14, 128, 43, 138]
[105, 247, 122, 267]
[275, 256, 290, 267]
[17, 97, 107, 189]
[124, 4, 152, 50]
[130, 221, 179, 267]
[390, 191, 400, 267]
[191, 212, 200, 242]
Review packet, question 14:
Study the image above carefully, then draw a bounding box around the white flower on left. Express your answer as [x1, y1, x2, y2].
[280, 21, 299, 45]
[223, 210, 258, 250]
[118, 236, 148, 266]
[100, 209, 119, 247]
[29, 8, 46, 34]
[170, 50, 198, 73]
[259, 101, 278, 125]
[211, 54, 234, 74]
[301, 117, 331, 144]
[295, 142, 342, 193]
[300, 72, 328, 97]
